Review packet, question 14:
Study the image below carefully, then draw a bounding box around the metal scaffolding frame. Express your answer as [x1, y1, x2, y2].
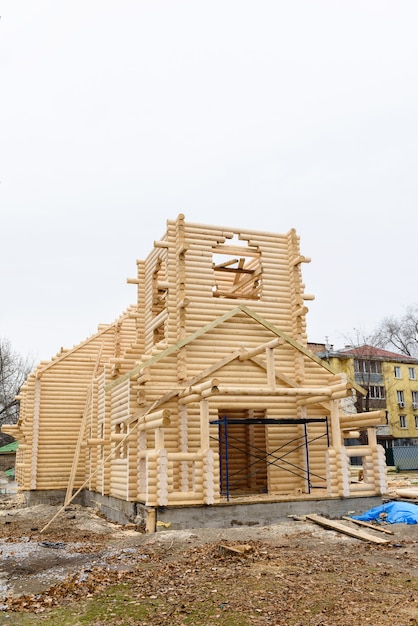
[210, 416, 330, 501]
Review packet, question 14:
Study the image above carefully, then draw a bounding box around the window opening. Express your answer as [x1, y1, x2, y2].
[409, 367, 416, 380]
[399, 415, 407, 429]
[212, 235, 261, 300]
[394, 366, 402, 379]
[151, 259, 167, 343]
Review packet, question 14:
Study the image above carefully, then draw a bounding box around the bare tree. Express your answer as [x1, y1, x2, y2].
[374, 306, 418, 357]
[0, 338, 33, 427]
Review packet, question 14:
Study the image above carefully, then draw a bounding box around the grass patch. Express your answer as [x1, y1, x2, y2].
[2, 582, 252, 626]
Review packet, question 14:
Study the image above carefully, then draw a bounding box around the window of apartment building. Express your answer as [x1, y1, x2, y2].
[368, 385, 385, 399]
[394, 366, 402, 379]
[399, 415, 407, 429]
[354, 359, 382, 374]
[412, 391, 418, 409]
[409, 367, 417, 380]
[397, 390, 405, 407]
[415, 415, 418, 429]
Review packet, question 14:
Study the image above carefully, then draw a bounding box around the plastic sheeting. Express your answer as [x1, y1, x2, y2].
[352, 501, 418, 525]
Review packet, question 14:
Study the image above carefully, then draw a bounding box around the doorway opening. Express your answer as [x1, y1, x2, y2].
[216, 409, 268, 496]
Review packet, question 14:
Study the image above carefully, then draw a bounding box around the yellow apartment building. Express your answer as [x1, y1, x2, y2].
[310, 343, 418, 468]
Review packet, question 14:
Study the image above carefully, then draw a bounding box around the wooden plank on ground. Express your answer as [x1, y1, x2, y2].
[305, 514, 390, 544]
[342, 516, 394, 535]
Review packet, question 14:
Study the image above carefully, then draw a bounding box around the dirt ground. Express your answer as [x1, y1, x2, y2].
[0, 484, 417, 625]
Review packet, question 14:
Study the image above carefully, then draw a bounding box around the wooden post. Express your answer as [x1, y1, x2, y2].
[145, 507, 156, 533]
[200, 399, 210, 451]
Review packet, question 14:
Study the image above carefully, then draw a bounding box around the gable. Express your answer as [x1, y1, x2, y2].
[108, 304, 344, 393]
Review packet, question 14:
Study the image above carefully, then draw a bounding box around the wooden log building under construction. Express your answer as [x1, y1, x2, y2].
[3, 215, 387, 530]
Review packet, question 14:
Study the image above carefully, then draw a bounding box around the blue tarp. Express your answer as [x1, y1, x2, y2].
[352, 501, 418, 525]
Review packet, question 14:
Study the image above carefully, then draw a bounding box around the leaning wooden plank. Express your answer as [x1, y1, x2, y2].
[40, 397, 162, 533]
[106, 306, 243, 391]
[342, 516, 394, 535]
[304, 514, 390, 544]
[64, 346, 103, 506]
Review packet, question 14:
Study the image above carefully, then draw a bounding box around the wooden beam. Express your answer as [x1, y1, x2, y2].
[239, 305, 366, 395]
[64, 346, 103, 506]
[341, 516, 394, 535]
[305, 514, 389, 544]
[40, 397, 162, 533]
[239, 305, 336, 374]
[212, 244, 259, 257]
[106, 306, 243, 391]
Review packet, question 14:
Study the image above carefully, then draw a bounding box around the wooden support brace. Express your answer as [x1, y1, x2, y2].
[238, 338, 281, 361]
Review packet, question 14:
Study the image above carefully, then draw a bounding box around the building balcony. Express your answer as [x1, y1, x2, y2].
[354, 373, 383, 384]
[376, 425, 391, 436]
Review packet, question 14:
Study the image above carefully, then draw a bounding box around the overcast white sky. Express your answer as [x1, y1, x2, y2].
[1, 0, 418, 364]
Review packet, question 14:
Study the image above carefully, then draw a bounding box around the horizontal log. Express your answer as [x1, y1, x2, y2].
[339, 415, 386, 430]
[345, 446, 372, 456]
[110, 434, 133, 442]
[131, 408, 171, 425]
[153, 239, 169, 248]
[166, 452, 203, 461]
[187, 378, 219, 395]
[202, 386, 334, 398]
[137, 416, 171, 431]
[167, 493, 203, 503]
[348, 483, 378, 493]
[331, 390, 352, 399]
[296, 396, 330, 406]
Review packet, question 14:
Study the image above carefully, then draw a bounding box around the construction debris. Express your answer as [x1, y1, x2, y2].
[341, 516, 394, 535]
[304, 514, 390, 544]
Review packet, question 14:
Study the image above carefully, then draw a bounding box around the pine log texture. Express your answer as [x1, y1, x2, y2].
[5, 216, 388, 514]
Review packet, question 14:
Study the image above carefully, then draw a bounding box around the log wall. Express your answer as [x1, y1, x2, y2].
[4, 216, 387, 508]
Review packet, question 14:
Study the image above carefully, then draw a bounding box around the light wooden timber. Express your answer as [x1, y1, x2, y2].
[201, 386, 339, 398]
[238, 338, 281, 360]
[339, 411, 386, 430]
[137, 416, 171, 431]
[297, 395, 331, 407]
[105, 306, 244, 391]
[108, 303, 341, 391]
[9, 216, 388, 518]
[179, 378, 220, 397]
[304, 514, 390, 544]
[40, 398, 162, 532]
[292, 255, 311, 266]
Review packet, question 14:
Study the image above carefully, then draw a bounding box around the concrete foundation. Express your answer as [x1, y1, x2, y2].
[23, 489, 383, 532]
[152, 496, 383, 531]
